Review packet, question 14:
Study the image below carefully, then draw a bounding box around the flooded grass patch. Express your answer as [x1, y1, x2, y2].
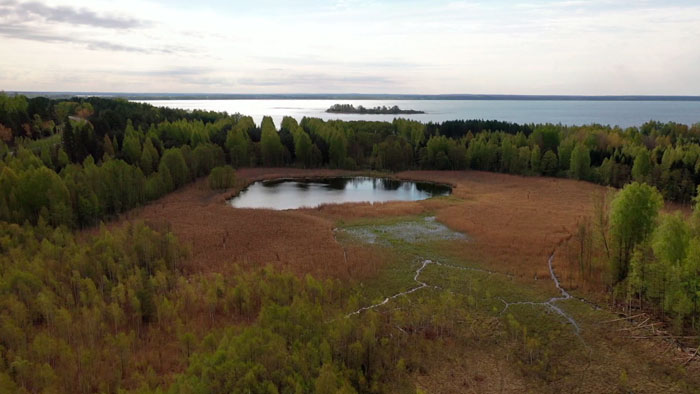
[341, 215, 469, 246]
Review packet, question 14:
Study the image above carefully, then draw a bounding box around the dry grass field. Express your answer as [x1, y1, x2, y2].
[106, 168, 608, 286]
[101, 168, 380, 280]
[397, 171, 607, 281]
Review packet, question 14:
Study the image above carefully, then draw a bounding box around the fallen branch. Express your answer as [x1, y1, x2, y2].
[683, 346, 699, 366]
[600, 313, 645, 324]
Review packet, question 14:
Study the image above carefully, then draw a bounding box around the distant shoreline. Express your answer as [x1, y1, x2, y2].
[6, 91, 700, 101]
[326, 104, 425, 114]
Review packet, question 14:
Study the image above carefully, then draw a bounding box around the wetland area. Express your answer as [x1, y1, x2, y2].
[114, 167, 699, 393]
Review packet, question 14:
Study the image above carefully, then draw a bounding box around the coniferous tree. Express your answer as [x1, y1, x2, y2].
[260, 116, 284, 166]
[62, 118, 76, 162]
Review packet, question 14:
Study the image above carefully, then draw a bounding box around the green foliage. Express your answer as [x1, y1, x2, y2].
[102, 133, 115, 158]
[569, 144, 591, 180]
[618, 193, 700, 332]
[329, 131, 348, 168]
[0, 221, 184, 393]
[609, 182, 664, 283]
[530, 145, 542, 174]
[373, 136, 413, 171]
[63, 119, 98, 163]
[226, 118, 253, 167]
[327, 103, 423, 115]
[192, 143, 225, 178]
[426, 135, 468, 170]
[140, 137, 159, 175]
[393, 118, 425, 151]
[558, 139, 574, 171]
[260, 116, 285, 166]
[293, 127, 315, 168]
[5, 96, 700, 202]
[159, 148, 190, 191]
[57, 148, 69, 168]
[122, 120, 142, 165]
[530, 125, 561, 153]
[499, 139, 518, 173]
[208, 166, 236, 190]
[95, 159, 146, 215]
[517, 146, 531, 174]
[541, 150, 559, 176]
[168, 268, 419, 394]
[632, 149, 652, 183]
[40, 145, 53, 168]
[693, 185, 700, 235]
[0, 93, 29, 134]
[652, 213, 690, 266]
[14, 166, 72, 226]
[4, 95, 700, 391]
[61, 118, 76, 161]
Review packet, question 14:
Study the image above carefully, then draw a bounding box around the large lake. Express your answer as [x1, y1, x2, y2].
[229, 177, 451, 210]
[138, 99, 700, 128]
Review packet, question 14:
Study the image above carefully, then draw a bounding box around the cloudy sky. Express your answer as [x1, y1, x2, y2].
[1, 0, 699, 94]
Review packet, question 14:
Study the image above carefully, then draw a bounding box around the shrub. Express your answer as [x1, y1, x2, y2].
[208, 165, 236, 190]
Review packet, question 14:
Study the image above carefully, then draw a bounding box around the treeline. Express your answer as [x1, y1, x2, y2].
[3, 93, 700, 206]
[570, 182, 700, 334]
[326, 104, 424, 114]
[0, 93, 227, 146]
[1, 123, 231, 228]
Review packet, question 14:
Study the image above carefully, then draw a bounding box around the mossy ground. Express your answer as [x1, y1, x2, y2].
[338, 215, 700, 393]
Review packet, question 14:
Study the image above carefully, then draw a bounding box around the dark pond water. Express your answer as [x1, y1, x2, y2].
[229, 177, 451, 210]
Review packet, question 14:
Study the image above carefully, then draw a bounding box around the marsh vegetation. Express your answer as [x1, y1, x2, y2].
[1, 94, 699, 392]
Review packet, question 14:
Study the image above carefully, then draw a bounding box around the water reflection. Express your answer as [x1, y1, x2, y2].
[230, 177, 451, 210]
[325, 177, 351, 190]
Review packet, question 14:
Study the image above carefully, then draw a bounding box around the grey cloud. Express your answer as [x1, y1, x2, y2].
[256, 55, 431, 70]
[179, 76, 239, 87]
[0, 24, 172, 54]
[103, 68, 237, 87]
[118, 67, 216, 77]
[238, 73, 396, 87]
[0, 1, 170, 53]
[0, 0, 149, 29]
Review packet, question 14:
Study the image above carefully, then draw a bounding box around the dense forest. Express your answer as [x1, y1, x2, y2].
[3, 93, 699, 211]
[1, 92, 700, 392]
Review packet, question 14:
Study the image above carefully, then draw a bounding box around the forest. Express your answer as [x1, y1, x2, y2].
[1, 92, 700, 392]
[326, 104, 425, 115]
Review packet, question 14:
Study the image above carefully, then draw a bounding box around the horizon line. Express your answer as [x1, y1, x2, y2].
[5, 91, 700, 101]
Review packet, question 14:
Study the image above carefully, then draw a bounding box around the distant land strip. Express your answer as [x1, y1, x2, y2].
[326, 104, 425, 114]
[6, 92, 700, 101]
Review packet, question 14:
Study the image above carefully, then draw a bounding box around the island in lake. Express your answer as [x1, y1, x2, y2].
[326, 103, 425, 114]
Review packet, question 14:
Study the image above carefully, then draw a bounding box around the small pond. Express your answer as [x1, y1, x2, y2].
[229, 177, 451, 210]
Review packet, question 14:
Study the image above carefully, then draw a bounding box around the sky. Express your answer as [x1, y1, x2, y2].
[1, 0, 699, 95]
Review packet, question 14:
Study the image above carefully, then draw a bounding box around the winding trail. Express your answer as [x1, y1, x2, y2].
[500, 252, 581, 335]
[332, 228, 348, 264]
[346, 257, 509, 318]
[347, 259, 435, 317]
[339, 221, 586, 338]
[347, 249, 584, 339]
